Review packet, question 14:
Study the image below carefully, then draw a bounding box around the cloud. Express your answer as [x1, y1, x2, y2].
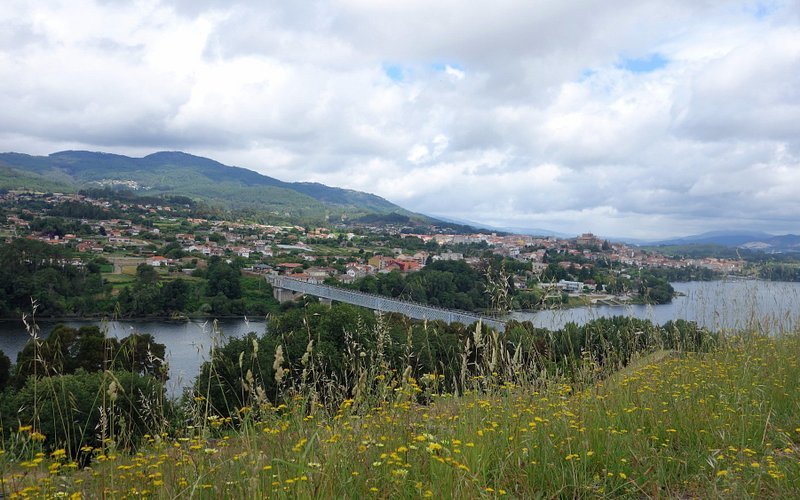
[0, 0, 798, 238]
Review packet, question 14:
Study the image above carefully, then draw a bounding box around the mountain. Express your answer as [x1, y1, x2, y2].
[738, 234, 800, 253]
[652, 231, 773, 247]
[652, 231, 800, 253]
[0, 150, 416, 223]
[428, 214, 573, 238]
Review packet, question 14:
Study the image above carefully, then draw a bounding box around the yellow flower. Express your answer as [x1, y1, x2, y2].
[426, 443, 443, 453]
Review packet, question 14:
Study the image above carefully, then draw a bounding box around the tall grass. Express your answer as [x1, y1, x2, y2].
[1, 309, 799, 497]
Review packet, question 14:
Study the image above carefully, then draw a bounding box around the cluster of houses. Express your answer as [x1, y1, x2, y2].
[2, 192, 748, 280]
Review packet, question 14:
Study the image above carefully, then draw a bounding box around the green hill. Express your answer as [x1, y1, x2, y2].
[0, 150, 416, 223]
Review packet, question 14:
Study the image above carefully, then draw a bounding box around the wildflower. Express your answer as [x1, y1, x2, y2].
[427, 443, 443, 453]
[292, 438, 308, 453]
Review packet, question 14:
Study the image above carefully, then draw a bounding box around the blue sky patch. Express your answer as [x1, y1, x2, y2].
[579, 68, 596, 81]
[750, 1, 778, 19]
[617, 53, 668, 73]
[383, 64, 404, 82]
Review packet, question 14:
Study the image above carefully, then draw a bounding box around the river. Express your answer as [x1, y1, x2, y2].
[1, 280, 798, 396]
[512, 280, 800, 333]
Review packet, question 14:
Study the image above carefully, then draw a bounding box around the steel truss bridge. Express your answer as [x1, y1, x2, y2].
[266, 275, 506, 333]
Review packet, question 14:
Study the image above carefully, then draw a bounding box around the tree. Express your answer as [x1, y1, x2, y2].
[2, 370, 165, 455]
[206, 257, 241, 299]
[160, 278, 190, 314]
[116, 333, 167, 380]
[0, 350, 10, 390]
[14, 325, 119, 387]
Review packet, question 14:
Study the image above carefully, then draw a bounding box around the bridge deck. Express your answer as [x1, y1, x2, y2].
[267, 275, 506, 332]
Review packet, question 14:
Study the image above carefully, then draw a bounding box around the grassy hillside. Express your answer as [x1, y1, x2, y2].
[0, 164, 75, 193]
[2, 327, 798, 498]
[0, 150, 416, 223]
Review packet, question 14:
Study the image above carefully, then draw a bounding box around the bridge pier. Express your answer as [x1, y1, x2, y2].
[273, 287, 304, 304]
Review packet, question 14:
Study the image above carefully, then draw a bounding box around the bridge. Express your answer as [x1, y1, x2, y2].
[266, 275, 507, 333]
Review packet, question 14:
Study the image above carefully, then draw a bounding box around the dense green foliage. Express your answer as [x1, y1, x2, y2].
[637, 271, 675, 304]
[13, 324, 166, 389]
[0, 324, 169, 455]
[759, 262, 800, 282]
[346, 260, 500, 311]
[196, 302, 715, 418]
[1, 370, 165, 454]
[0, 239, 109, 317]
[0, 239, 280, 319]
[647, 264, 719, 282]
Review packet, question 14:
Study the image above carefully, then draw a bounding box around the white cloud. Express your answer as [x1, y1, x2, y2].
[0, 0, 798, 238]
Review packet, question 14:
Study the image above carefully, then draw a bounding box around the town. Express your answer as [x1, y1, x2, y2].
[0, 189, 750, 320]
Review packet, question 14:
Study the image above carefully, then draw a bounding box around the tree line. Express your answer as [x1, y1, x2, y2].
[196, 302, 716, 419]
[0, 239, 279, 319]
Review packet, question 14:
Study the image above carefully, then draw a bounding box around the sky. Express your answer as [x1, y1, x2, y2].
[1, 1, 799, 239]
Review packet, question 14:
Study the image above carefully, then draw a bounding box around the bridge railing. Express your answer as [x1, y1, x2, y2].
[266, 275, 506, 332]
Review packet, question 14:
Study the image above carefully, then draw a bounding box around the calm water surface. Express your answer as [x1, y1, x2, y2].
[512, 280, 800, 333]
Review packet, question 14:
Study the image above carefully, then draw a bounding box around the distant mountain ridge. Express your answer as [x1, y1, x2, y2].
[0, 150, 418, 223]
[652, 231, 800, 253]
